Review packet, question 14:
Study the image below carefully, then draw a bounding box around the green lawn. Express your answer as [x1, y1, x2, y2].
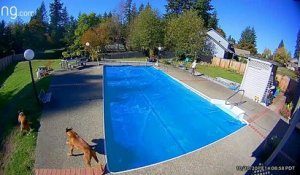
[0, 59, 60, 175]
[196, 65, 243, 83]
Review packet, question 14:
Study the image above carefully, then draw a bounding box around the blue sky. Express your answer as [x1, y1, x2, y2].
[0, 0, 299, 56]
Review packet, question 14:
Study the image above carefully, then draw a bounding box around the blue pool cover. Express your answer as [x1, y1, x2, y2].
[104, 66, 246, 173]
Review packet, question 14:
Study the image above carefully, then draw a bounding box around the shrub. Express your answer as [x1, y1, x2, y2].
[280, 102, 293, 119]
[36, 49, 65, 59]
[175, 50, 186, 60]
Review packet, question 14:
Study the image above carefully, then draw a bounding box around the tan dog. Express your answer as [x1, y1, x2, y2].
[66, 128, 103, 169]
[18, 112, 30, 133]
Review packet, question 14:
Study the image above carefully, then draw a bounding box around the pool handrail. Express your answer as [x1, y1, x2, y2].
[225, 89, 247, 107]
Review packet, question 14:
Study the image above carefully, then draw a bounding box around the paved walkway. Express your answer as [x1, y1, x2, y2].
[34, 62, 297, 175]
[35, 65, 105, 170]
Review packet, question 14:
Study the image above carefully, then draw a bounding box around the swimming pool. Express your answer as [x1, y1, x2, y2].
[104, 65, 246, 173]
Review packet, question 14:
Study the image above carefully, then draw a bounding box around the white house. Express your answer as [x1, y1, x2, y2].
[206, 28, 234, 59]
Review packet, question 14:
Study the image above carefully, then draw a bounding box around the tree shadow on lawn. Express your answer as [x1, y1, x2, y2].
[0, 75, 54, 174]
[0, 63, 17, 88]
[0, 75, 52, 143]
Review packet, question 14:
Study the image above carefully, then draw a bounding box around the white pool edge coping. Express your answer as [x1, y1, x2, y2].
[155, 66, 248, 125]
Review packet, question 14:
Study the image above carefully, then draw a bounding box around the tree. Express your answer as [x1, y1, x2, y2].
[32, 1, 48, 25]
[103, 12, 108, 19]
[227, 35, 236, 44]
[278, 40, 285, 49]
[61, 7, 69, 26]
[72, 13, 101, 50]
[81, 21, 111, 60]
[238, 26, 257, 54]
[124, 0, 133, 24]
[138, 3, 145, 14]
[193, 0, 214, 28]
[50, 0, 63, 27]
[273, 46, 291, 65]
[165, 10, 205, 56]
[23, 19, 48, 51]
[63, 16, 77, 46]
[0, 21, 13, 57]
[294, 30, 300, 58]
[207, 10, 218, 29]
[81, 24, 109, 49]
[237, 42, 257, 55]
[105, 16, 123, 45]
[216, 28, 226, 38]
[262, 48, 272, 60]
[22, 1, 52, 51]
[239, 26, 256, 45]
[165, 0, 194, 16]
[128, 6, 164, 51]
[9, 19, 25, 53]
[131, 3, 138, 21]
[49, 0, 66, 47]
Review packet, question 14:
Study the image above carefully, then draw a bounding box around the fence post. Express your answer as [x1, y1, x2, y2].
[238, 62, 242, 73]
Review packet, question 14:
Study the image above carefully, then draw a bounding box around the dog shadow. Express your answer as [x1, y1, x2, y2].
[71, 153, 84, 157]
[91, 138, 105, 155]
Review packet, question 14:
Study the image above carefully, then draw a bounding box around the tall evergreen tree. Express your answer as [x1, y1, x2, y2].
[238, 26, 257, 54]
[63, 16, 77, 46]
[193, 0, 214, 28]
[124, 0, 132, 24]
[278, 40, 285, 49]
[108, 12, 113, 18]
[227, 35, 236, 44]
[295, 30, 300, 58]
[50, 0, 63, 28]
[238, 26, 256, 45]
[131, 3, 138, 21]
[0, 21, 13, 57]
[165, 0, 194, 16]
[32, 1, 48, 25]
[31, 1, 48, 35]
[23, 19, 48, 50]
[207, 10, 218, 29]
[138, 3, 145, 14]
[145, 2, 151, 9]
[49, 0, 65, 47]
[23, 2, 50, 51]
[103, 12, 108, 19]
[9, 19, 25, 53]
[61, 7, 69, 26]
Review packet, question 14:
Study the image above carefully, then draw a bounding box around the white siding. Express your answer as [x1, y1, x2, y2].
[240, 58, 272, 103]
[207, 30, 229, 59]
[207, 30, 229, 49]
[210, 40, 225, 58]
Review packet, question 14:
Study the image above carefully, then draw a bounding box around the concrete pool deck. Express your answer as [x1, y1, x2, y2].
[35, 62, 298, 175]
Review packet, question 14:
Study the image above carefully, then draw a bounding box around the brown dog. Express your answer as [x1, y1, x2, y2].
[18, 112, 30, 133]
[66, 128, 102, 169]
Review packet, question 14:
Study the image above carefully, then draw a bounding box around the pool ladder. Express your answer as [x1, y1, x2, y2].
[225, 89, 247, 107]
